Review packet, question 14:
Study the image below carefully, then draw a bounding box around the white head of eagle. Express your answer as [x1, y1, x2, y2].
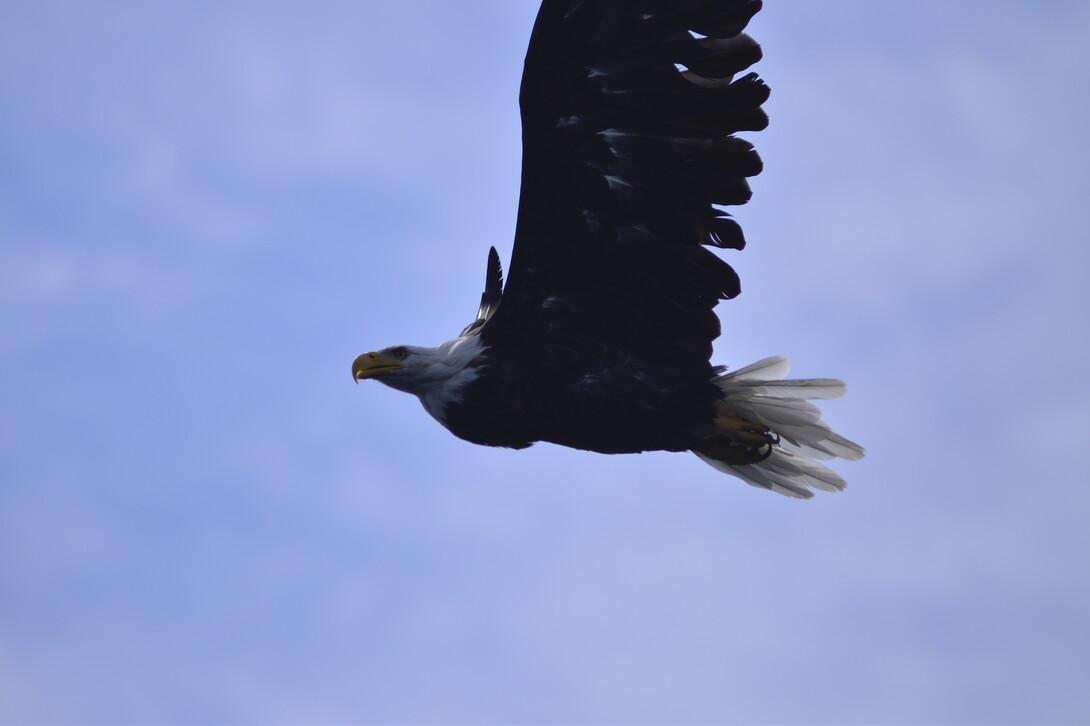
[353, 336, 485, 422]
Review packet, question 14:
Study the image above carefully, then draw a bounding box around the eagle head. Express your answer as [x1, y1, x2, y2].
[351, 337, 485, 400]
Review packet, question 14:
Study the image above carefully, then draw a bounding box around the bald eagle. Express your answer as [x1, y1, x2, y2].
[352, 0, 863, 498]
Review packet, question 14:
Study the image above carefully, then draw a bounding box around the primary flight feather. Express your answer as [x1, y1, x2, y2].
[352, 0, 863, 498]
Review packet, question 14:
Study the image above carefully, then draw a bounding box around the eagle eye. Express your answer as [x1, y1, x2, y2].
[392, 347, 409, 361]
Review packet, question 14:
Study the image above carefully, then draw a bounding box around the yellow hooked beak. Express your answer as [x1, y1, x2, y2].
[352, 351, 405, 382]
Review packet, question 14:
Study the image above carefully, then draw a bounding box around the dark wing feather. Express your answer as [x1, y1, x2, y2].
[461, 246, 504, 336]
[484, 0, 767, 370]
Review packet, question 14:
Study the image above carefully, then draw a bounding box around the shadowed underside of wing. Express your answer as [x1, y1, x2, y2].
[486, 0, 768, 370]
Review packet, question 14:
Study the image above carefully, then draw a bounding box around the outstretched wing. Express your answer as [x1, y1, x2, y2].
[484, 0, 768, 369]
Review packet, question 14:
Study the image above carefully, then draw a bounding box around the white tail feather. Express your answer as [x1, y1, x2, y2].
[699, 356, 864, 498]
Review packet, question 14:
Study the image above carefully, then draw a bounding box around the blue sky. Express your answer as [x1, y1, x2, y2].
[2, 1, 1089, 723]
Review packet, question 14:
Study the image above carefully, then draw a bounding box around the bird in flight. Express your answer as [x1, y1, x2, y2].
[353, 0, 863, 498]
